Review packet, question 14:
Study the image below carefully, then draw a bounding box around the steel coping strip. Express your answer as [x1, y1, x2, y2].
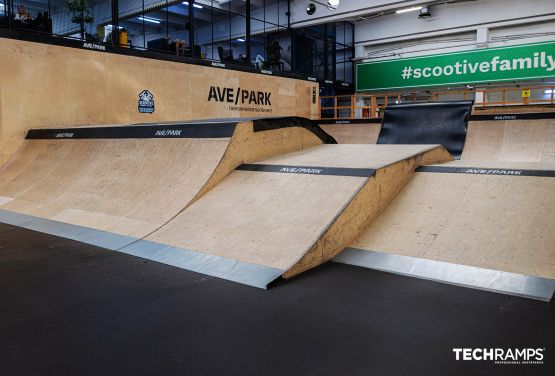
[0, 209, 136, 250]
[0, 209, 282, 289]
[334, 248, 555, 302]
[119, 240, 284, 289]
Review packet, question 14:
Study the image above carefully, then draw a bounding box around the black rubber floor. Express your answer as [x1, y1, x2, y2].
[0, 223, 553, 376]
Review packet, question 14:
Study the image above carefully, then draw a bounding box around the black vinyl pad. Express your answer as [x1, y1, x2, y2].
[377, 101, 473, 158]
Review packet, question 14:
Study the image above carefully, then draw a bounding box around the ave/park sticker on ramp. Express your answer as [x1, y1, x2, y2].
[236, 164, 376, 177]
[416, 166, 555, 177]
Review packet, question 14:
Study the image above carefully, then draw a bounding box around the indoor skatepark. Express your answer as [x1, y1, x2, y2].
[1, 1, 555, 375]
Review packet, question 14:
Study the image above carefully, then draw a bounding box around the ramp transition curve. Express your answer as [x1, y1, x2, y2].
[0, 117, 331, 251]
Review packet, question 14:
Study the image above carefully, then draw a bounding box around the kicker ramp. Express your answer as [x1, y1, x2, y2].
[0, 117, 332, 249]
[463, 113, 555, 162]
[335, 160, 555, 301]
[119, 144, 451, 288]
[377, 101, 473, 158]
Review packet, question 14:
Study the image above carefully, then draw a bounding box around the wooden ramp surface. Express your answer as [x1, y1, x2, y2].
[319, 122, 381, 144]
[0, 118, 327, 248]
[336, 160, 555, 301]
[121, 144, 451, 288]
[463, 116, 555, 162]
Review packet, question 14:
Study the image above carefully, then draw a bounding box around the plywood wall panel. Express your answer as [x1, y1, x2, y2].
[0, 37, 319, 164]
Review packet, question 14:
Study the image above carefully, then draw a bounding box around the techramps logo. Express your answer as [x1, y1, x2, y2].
[453, 348, 545, 365]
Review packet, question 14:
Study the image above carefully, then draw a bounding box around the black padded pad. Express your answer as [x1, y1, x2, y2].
[377, 101, 473, 158]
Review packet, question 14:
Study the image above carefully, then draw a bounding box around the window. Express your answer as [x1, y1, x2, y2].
[1, 0, 355, 83]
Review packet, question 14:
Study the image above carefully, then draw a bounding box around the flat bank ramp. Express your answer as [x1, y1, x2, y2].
[335, 160, 555, 301]
[0, 117, 330, 249]
[463, 113, 555, 162]
[119, 144, 451, 288]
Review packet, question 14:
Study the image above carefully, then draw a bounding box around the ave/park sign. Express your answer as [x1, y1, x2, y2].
[356, 41, 555, 91]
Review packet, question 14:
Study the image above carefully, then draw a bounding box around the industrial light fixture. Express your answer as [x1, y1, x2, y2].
[306, 0, 339, 15]
[396, 6, 422, 14]
[138, 16, 161, 24]
[327, 0, 340, 10]
[544, 89, 554, 94]
[236, 38, 245, 42]
[418, 6, 432, 18]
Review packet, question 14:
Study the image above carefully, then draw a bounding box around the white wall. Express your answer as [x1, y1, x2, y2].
[354, 0, 555, 62]
[290, 0, 424, 27]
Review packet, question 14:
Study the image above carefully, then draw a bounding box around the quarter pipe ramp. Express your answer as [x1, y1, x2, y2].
[0, 117, 331, 250]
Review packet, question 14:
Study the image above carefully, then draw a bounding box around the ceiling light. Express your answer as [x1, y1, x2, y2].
[236, 38, 245, 42]
[138, 16, 161, 24]
[327, 0, 340, 10]
[396, 6, 422, 14]
[182, 2, 203, 8]
[544, 89, 554, 94]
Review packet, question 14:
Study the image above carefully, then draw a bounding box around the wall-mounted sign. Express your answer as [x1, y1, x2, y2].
[138, 90, 155, 113]
[356, 41, 555, 91]
[521, 89, 531, 98]
[208, 86, 272, 113]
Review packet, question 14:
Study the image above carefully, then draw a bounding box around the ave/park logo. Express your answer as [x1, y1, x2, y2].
[208, 86, 272, 106]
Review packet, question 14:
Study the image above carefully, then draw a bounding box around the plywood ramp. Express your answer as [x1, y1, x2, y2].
[336, 160, 555, 301]
[121, 144, 451, 288]
[463, 114, 555, 162]
[0, 118, 329, 248]
[318, 121, 381, 144]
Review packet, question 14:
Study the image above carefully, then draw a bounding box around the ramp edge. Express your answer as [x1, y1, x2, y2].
[0, 209, 136, 250]
[0, 209, 282, 289]
[119, 240, 283, 289]
[334, 248, 555, 302]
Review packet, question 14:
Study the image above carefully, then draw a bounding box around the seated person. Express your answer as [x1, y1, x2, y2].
[266, 40, 283, 63]
[15, 5, 32, 22]
[237, 53, 249, 65]
[167, 36, 186, 56]
[255, 55, 265, 69]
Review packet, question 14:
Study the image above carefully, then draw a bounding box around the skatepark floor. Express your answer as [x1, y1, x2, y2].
[1, 223, 553, 376]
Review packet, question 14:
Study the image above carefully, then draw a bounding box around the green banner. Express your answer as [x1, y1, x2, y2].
[356, 41, 555, 91]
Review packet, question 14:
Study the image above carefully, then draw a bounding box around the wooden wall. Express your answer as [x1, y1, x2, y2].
[0, 37, 319, 164]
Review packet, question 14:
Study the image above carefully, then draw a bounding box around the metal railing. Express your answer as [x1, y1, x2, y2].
[319, 85, 555, 119]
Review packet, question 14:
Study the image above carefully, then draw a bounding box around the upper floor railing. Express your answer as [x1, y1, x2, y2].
[320, 85, 555, 119]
